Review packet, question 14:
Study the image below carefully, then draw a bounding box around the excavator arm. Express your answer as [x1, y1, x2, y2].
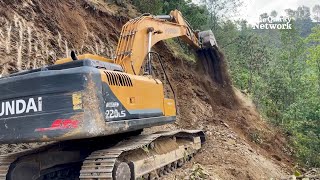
[115, 10, 216, 75]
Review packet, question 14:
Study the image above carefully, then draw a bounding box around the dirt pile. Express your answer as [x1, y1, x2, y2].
[0, 0, 294, 179]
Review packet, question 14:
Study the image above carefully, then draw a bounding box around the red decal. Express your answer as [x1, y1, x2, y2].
[35, 119, 79, 132]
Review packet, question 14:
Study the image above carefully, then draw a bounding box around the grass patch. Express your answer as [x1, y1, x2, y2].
[164, 39, 197, 62]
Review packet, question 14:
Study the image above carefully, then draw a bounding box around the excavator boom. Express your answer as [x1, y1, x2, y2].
[115, 10, 217, 75]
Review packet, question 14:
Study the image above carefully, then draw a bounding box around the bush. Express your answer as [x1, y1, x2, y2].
[131, 0, 163, 14]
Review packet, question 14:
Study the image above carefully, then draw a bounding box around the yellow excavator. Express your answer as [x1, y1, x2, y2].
[0, 10, 222, 180]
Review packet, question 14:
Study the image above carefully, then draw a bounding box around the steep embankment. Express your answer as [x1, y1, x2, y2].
[0, 0, 293, 179]
[0, 0, 131, 74]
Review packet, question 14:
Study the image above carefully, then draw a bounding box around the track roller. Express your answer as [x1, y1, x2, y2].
[112, 161, 131, 180]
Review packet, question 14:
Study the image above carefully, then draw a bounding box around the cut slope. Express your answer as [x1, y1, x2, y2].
[0, 0, 132, 75]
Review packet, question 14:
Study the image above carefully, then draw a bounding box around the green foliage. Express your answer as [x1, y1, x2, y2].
[313, 5, 320, 22]
[200, 0, 243, 30]
[305, 25, 320, 95]
[289, 127, 320, 167]
[270, 10, 278, 17]
[132, 0, 209, 30]
[165, 39, 196, 62]
[226, 16, 320, 168]
[285, 6, 315, 37]
[203, 4, 319, 167]
[162, 0, 209, 30]
[131, 0, 163, 14]
[249, 131, 263, 144]
[189, 163, 210, 179]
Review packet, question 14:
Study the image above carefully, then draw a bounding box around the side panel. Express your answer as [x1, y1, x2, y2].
[0, 67, 102, 143]
[100, 70, 165, 121]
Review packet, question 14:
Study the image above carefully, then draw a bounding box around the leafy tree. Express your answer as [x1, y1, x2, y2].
[162, 0, 209, 30]
[270, 10, 278, 17]
[132, 0, 209, 30]
[305, 25, 320, 94]
[285, 9, 296, 18]
[313, 5, 320, 22]
[131, 0, 163, 14]
[278, 23, 306, 117]
[259, 12, 268, 20]
[285, 6, 314, 37]
[200, 0, 243, 31]
[297, 6, 311, 19]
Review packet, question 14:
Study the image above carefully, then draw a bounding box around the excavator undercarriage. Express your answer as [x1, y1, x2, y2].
[0, 130, 205, 180]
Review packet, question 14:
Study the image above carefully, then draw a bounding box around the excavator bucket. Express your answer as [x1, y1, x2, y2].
[197, 30, 227, 85]
[199, 30, 218, 47]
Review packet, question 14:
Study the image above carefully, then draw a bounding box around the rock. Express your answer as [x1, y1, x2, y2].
[227, 134, 236, 140]
[115, 0, 125, 6]
[221, 122, 230, 128]
[272, 154, 282, 161]
[282, 175, 296, 180]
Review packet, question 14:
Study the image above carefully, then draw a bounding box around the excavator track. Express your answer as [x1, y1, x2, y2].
[0, 156, 16, 179]
[0, 142, 58, 180]
[0, 130, 204, 180]
[80, 130, 205, 180]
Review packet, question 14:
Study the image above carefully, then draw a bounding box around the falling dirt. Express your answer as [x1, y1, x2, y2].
[0, 0, 294, 179]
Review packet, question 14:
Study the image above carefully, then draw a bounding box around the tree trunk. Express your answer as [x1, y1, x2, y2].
[316, 59, 320, 95]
